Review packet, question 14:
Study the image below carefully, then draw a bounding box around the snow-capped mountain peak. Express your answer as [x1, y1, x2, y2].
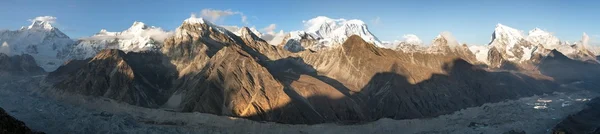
[0, 17, 74, 71]
[488, 23, 535, 62]
[491, 23, 524, 47]
[433, 32, 460, 48]
[383, 34, 426, 52]
[125, 21, 149, 33]
[26, 20, 54, 30]
[281, 16, 383, 52]
[72, 21, 171, 59]
[402, 34, 423, 45]
[526, 28, 560, 49]
[183, 14, 206, 24]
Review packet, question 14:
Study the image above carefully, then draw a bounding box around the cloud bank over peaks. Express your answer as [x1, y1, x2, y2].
[199, 9, 248, 24]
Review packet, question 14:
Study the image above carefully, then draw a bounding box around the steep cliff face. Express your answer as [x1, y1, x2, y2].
[161, 18, 234, 76]
[176, 46, 293, 122]
[48, 49, 176, 108]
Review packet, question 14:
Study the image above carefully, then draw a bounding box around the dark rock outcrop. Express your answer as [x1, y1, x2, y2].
[0, 107, 42, 134]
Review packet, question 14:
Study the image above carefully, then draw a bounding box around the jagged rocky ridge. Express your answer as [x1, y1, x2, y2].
[43, 16, 600, 124]
[469, 24, 598, 69]
[47, 49, 176, 108]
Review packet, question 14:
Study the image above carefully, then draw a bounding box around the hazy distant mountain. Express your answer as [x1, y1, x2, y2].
[72, 21, 171, 59]
[469, 24, 598, 67]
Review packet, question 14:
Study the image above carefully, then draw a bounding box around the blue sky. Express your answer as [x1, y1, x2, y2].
[1, 0, 598, 45]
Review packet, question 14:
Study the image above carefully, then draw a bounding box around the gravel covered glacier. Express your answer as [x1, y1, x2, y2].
[0, 76, 597, 134]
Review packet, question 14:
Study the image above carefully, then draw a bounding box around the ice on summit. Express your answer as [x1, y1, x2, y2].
[184, 14, 206, 24]
[0, 16, 74, 71]
[471, 23, 597, 64]
[527, 28, 561, 49]
[73, 21, 172, 59]
[282, 16, 383, 52]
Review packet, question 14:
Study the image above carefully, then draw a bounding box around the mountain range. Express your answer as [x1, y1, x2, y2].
[1, 15, 600, 125]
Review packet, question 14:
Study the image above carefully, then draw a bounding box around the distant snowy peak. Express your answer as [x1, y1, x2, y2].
[306, 16, 382, 47]
[526, 28, 561, 49]
[383, 34, 424, 52]
[482, 23, 597, 64]
[24, 20, 55, 31]
[183, 14, 206, 24]
[432, 32, 460, 48]
[282, 16, 383, 52]
[0, 19, 74, 71]
[178, 15, 236, 39]
[490, 23, 525, 48]
[489, 24, 536, 62]
[402, 34, 423, 45]
[227, 26, 262, 37]
[72, 21, 171, 59]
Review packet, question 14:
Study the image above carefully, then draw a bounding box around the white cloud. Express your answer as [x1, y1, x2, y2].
[402, 34, 422, 45]
[143, 29, 173, 42]
[241, 16, 248, 24]
[28, 16, 57, 24]
[222, 25, 241, 33]
[79, 28, 173, 43]
[262, 30, 286, 45]
[261, 24, 277, 34]
[371, 16, 381, 25]
[199, 9, 248, 24]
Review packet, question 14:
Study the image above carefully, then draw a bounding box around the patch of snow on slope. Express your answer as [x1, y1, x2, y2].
[527, 28, 561, 49]
[469, 45, 490, 64]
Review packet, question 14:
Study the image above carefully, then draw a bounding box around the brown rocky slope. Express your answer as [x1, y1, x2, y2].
[45, 20, 595, 124]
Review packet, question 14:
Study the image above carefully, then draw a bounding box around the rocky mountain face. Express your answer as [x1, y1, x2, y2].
[42, 17, 600, 125]
[0, 53, 45, 76]
[47, 49, 177, 108]
[0, 20, 74, 71]
[49, 21, 564, 124]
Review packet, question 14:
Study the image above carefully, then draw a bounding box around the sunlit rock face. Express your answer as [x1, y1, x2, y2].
[44, 17, 600, 125]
